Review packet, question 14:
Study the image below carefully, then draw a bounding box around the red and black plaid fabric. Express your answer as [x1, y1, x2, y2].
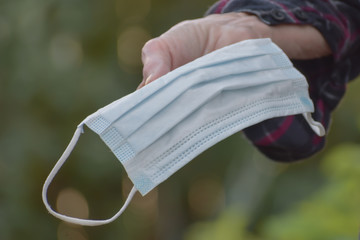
[206, 0, 360, 161]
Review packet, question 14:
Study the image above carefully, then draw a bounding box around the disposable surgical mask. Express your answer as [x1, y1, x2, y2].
[42, 38, 325, 226]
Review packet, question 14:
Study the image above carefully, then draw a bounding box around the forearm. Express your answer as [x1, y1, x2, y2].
[207, 0, 360, 64]
[206, 0, 360, 161]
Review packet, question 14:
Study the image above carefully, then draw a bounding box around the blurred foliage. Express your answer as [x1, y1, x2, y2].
[260, 143, 360, 240]
[0, 0, 359, 239]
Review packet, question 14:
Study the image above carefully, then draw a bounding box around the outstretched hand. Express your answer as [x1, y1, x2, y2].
[138, 12, 331, 88]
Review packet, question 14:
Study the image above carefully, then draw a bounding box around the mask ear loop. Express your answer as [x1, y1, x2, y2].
[42, 125, 137, 226]
[302, 112, 326, 137]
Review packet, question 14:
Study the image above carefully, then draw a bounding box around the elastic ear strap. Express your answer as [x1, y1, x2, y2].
[42, 126, 137, 226]
[302, 112, 326, 137]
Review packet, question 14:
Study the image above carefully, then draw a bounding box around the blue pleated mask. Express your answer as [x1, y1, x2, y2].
[42, 38, 325, 226]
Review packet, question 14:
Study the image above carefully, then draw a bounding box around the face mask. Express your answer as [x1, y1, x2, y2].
[42, 38, 325, 226]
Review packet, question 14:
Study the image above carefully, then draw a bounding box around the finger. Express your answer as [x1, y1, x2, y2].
[137, 74, 156, 89]
[141, 38, 172, 84]
[144, 74, 153, 85]
[136, 79, 146, 89]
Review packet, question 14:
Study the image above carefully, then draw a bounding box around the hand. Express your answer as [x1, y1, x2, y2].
[138, 12, 331, 88]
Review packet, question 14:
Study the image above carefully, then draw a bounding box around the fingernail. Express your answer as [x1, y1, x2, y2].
[145, 74, 153, 85]
[136, 81, 144, 90]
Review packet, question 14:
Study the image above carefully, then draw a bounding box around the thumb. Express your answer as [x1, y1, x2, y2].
[138, 38, 172, 89]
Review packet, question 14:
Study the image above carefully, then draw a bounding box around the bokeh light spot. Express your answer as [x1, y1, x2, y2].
[122, 177, 159, 216]
[188, 178, 225, 218]
[117, 26, 151, 67]
[116, 0, 151, 22]
[56, 188, 89, 220]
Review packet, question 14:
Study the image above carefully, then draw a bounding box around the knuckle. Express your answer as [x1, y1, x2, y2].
[141, 37, 165, 61]
[142, 38, 159, 53]
[174, 19, 196, 30]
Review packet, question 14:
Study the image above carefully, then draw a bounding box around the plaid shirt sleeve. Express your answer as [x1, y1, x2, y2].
[206, 0, 360, 162]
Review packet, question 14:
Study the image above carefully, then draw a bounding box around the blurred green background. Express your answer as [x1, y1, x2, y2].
[1, 0, 360, 239]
